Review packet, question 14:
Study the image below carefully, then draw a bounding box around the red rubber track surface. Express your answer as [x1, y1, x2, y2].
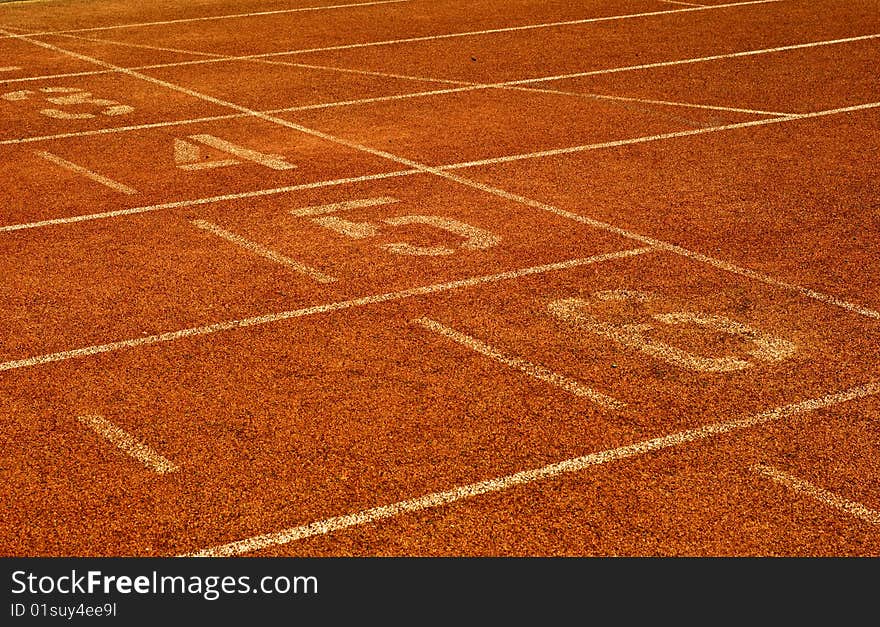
[0, 0, 878, 557]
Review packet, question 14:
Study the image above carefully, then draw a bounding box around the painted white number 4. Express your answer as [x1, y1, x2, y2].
[174, 135, 296, 171]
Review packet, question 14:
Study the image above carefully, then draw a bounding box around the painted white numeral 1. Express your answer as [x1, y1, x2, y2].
[291, 197, 499, 256]
[548, 290, 795, 372]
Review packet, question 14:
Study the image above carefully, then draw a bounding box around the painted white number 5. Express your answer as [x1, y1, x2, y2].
[548, 290, 796, 372]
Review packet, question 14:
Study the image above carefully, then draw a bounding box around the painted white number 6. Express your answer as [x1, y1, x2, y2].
[547, 290, 796, 372]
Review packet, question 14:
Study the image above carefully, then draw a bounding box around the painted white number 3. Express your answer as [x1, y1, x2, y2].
[548, 290, 796, 372]
[1, 87, 134, 119]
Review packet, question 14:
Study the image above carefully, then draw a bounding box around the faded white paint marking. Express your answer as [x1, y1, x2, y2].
[0, 66, 21, 72]
[35, 150, 138, 195]
[654, 312, 796, 362]
[548, 291, 796, 373]
[40, 86, 133, 116]
[177, 159, 240, 171]
[2, 89, 32, 100]
[1, 68, 116, 84]
[190, 220, 336, 283]
[0, 248, 654, 373]
[381, 215, 500, 256]
[753, 464, 880, 525]
[185, 134, 295, 170]
[184, 382, 880, 555]
[294, 197, 393, 238]
[77, 415, 178, 474]
[414, 317, 624, 409]
[311, 215, 379, 239]
[290, 197, 398, 217]
[174, 137, 238, 170]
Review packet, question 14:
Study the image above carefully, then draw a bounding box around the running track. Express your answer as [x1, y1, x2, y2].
[1, 0, 878, 557]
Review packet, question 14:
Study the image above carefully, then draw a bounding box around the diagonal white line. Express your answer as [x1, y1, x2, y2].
[3, 23, 874, 90]
[505, 33, 880, 85]
[40, 29, 799, 122]
[77, 414, 179, 474]
[0, 169, 420, 232]
[439, 101, 880, 170]
[2, 28, 878, 326]
[0, 0, 415, 35]
[1, 0, 783, 42]
[0, 32, 869, 145]
[659, 0, 706, 7]
[191, 219, 336, 283]
[753, 464, 880, 525]
[183, 381, 880, 556]
[0, 248, 655, 373]
[414, 317, 625, 409]
[35, 149, 138, 194]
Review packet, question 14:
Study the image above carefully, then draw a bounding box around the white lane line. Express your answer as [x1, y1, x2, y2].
[0, 0, 61, 5]
[434, 114, 880, 322]
[581, 92, 790, 117]
[290, 197, 398, 217]
[35, 150, 139, 195]
[191, 219, 336, 284]
[1, 68, 118, 84]
[4, 23, 874, 90]
[753, 464, 880, 525]
[275, 58, 788, 119]
[6, 29, 871, 141]
[5, 30, 879, 323]
[507, 33, 880, 84]
[0, 248, 654, 373]
[0, 65, 21, 71]
[184, 381, 880, 556]
[185, 133, 296, 170]
[414, 317, 625, 410]
[46, 30, 800, 121]
[441, 101, 880, 170]
[0, 169, 420, 232]
[2, 0, 782, 44]
[0, 112, 246, 144]
[77, 414, 179, 474]
[0, 0, 415, 36]
[659, 0, 705, 7]
[178, 0, 788, 58]
[39, 28, 785, 119]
